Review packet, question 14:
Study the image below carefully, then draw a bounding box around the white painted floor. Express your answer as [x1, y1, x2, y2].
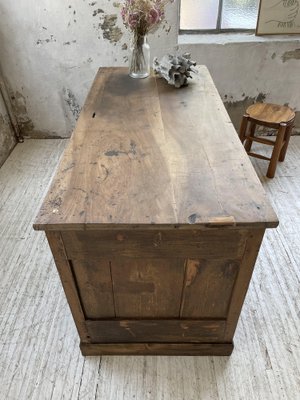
[0, 138, 299, 400]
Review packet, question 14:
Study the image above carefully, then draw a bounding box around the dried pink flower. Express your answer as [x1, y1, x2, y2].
[120, 0, 173, 34]
[148, 8, 160, 25]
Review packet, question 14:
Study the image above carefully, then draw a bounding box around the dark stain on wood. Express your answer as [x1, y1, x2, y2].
[104, 140, 137, 157]
[49, 197, 62, 208]
[103, 72, 155, 97]
[62, 162, 75, 173]
[105, 149, 120, 157]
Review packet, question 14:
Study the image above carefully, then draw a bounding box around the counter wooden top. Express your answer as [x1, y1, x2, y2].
[34, 66, 278, 231]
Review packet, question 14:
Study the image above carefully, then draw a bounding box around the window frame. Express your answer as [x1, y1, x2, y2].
[179, 0, 257, 34]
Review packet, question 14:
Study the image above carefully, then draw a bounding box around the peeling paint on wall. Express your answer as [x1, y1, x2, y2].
[0, 111, 16, 167]
[100, 14, 123, 43]
[10, 91, 34, 134]
[0, 0, 298, 138]
[67, 4, 78, 26]
[63, 88, 81, 120]
[281, 48, 300, 63]
[256, 92, 267, 103]
[63, 40, 77, 46]
[93, 9, 104, 16]
[36, 35, 57, 45]
[224, 94, 267, 132]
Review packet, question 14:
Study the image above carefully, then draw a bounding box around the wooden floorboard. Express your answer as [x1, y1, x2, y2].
[0, 138, 299, 400]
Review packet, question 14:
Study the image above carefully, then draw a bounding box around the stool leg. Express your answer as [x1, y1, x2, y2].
[244, 121, 256, 153]
[267, 123, 286, 178]
[239, 114, 249, 143]
[279, 123, 293, 162]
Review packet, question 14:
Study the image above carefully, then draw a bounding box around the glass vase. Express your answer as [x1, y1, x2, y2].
[129, 34, 150, 79]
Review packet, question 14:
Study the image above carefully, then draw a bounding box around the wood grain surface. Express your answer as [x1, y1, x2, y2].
[86, 320, 225, 343]
[61, 229, 247, 259]
[33, 66, 278, 231]
[80, 342, 234, 356]
[246, 103, 295, 125]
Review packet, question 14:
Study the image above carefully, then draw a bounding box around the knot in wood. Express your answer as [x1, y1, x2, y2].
[153, 232, 162, 247]
[116, 233, 125, 242]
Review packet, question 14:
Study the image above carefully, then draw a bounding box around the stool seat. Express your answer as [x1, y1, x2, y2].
[239, 103, 295, 178]
[246, 103, 295, 126]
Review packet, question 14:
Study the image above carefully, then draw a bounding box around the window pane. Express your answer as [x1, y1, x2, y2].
[221, 0, 259, 29]
[180, 0, 219, 30]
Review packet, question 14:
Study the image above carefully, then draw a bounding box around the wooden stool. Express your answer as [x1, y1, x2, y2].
[239, 103, 295, 178]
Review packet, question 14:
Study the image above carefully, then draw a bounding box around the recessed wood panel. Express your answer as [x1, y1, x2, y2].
[111, 258, 184, 318]
[61, 229, 247, 260]
[86, 319, 226, 343]
[71, 259, 115, 319]
[180, 259, 240, 318]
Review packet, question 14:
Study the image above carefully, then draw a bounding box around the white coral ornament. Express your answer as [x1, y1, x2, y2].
[153, 53, 197, 88]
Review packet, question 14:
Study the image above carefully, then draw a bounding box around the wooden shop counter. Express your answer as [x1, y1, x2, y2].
[34, 67, 278, 355]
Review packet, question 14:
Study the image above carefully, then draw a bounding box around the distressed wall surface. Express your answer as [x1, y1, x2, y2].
[0, 0, 176, 138]
[179, 35, 300, 131]
[0, 89, 16, 167]
[0, 0, 299, 137]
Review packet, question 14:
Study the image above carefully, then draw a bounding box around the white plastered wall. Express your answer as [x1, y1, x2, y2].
[0, 0, 299, 137]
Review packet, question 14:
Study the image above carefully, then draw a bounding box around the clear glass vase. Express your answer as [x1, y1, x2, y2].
[129, 34, 150, 79]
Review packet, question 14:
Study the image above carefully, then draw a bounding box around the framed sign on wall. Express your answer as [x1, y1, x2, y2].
[256, 0, 300, 35]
